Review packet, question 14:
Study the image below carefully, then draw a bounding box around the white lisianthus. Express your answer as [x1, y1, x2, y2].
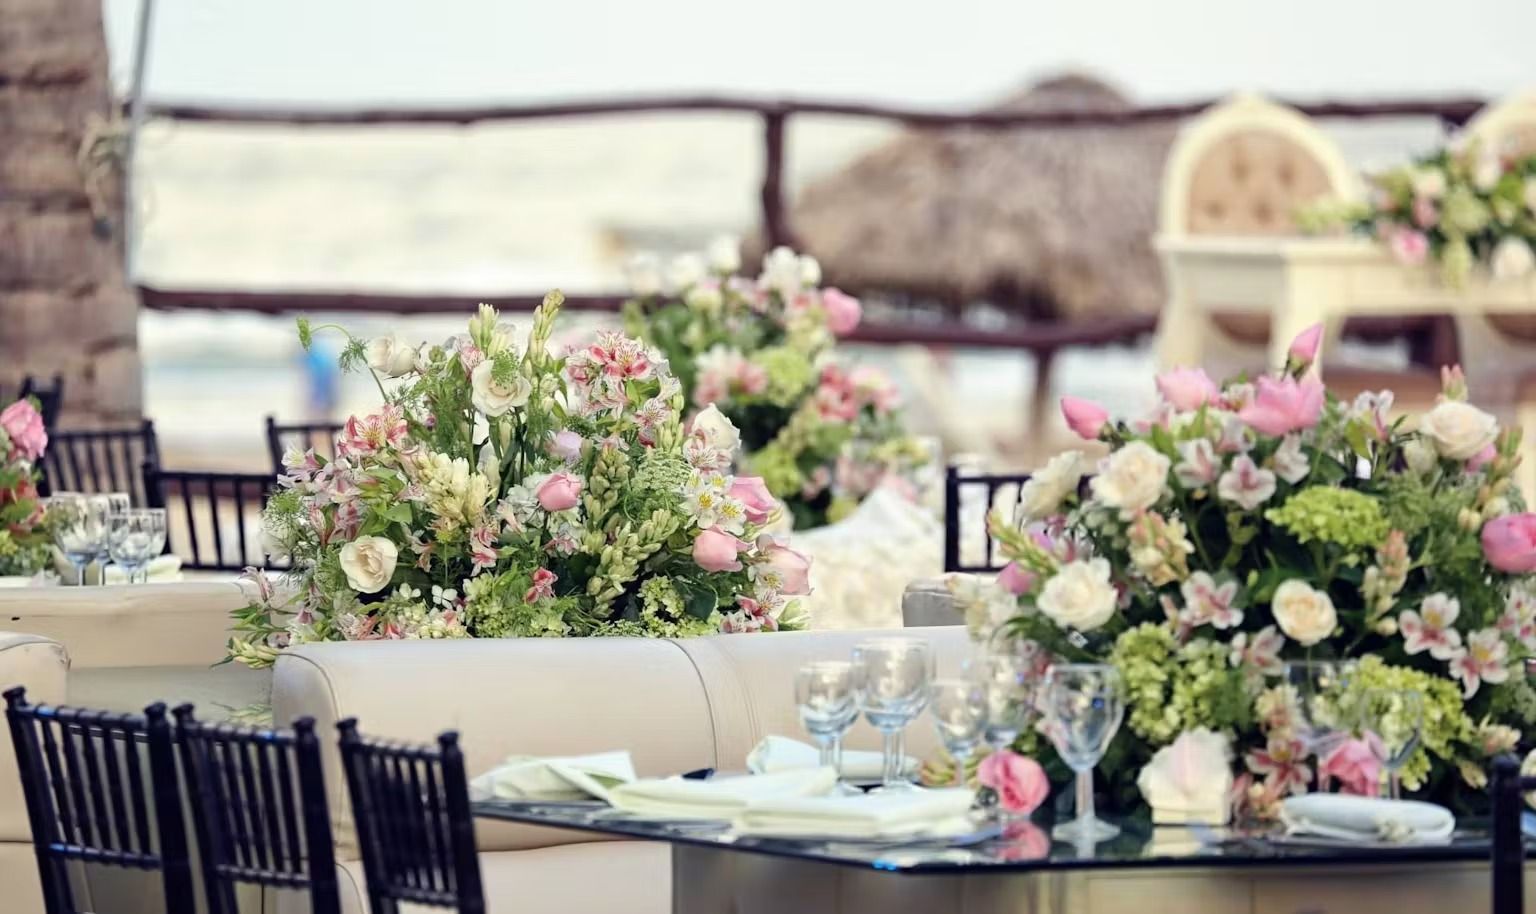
[1271, 579, 1337, 646]
[470, 360, 532, 417]
[1017, 450, 1087, 523]
[666, 253, 707, 292]
[691, 403, 741, 453]
[1037, 558, 1118, 631]
[1419, 399, 1498, 460]
[624, 253, 663, 297]
[1090, 441, 1171, 515]
[1491, 237, 1536, 281]
[339, 535, 399, 594]
[365, 333, 417, 378]
[706, 234, 742, 274]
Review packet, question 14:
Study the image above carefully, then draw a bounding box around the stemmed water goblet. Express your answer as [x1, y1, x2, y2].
[1283, 659, 1358, 766]
[93, 492, 132, 577]
[47, 493, 110, 586]
[1041, 663, 1125, 843]
[929, 675, 988, 784]
[852, 638, 934, 790]
[794, 660, 860, 792]
[107, 509, 167, 584]
[1354, 688, 1423, 800]
[979, 653, 1034, 759]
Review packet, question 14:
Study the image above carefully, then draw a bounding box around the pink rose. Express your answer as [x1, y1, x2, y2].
[758, 539, 812, 595]
[693, 526, 748, 573]
[1389, 229, 1430, 266]
[0, 399, 47, 462]
[1237, 375, 1325, 437]
[535, 472, 583, 512]
[820, 287, 863, 336]
[978, 751, 1050, 814]
[1288, 322, 1324, 367]
[1319, 736, 1382, 797]
[547, 430, 584, 464]
[1467, 443, 1498, 473]
[1155, 367, 1220, 412]
[996, 561, 1036, 596]
[729, 476, 777, 524]
[1060, 396, 1109, 441]
[1483, 513, 1536, 574]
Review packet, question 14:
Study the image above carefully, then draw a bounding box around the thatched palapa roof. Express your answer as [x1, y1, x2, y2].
[789, 74, 1177, 321]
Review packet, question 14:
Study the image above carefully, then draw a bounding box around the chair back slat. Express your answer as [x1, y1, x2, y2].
[39, 421, 159, 504]
[142, 463, 284, 571]
[942, 465, 1033, 573]
[338, 720, 487, 913]
[265, 415, 344, 474]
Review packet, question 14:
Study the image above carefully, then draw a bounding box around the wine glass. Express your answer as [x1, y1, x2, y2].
[1355, 688, 1423, 800]
[48, 494, 109, 586]
[90, 492, 132, 580]
[852, 638, 934, 790]
[1041, 663, 1124, 843]
[107, 509, 167, 584]
[1283, 659, 1357, 761]
[979, 653, 1034, 756]
[795, 660, 860, 789]
[929, 676, 988, 782]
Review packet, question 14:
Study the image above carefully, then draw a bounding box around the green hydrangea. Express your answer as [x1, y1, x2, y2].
[1110, 624, 1250, 747]
[462, 572, 573, 638]
[753, 345, 816, 407]
[1341, 656, 1474, 790]
[1439, 187, 1490, 235]
[594, 577, 720, 638]
[1265, 487, 1389, 550]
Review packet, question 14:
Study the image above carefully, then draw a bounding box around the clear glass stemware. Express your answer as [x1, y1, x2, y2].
[1284, 659, 1358, 763]
[93, 492, 132, 570]
[1355, 687, 1424, 800]
[47, 494, 109, 586]
[794, 660, 860, 787]
[107, 508, 167, 584]
[979, 653, 1034, 755]
[852, 638, 934, 790]
[1042, 663, 1124, 843]
[929, 676, 988, 779]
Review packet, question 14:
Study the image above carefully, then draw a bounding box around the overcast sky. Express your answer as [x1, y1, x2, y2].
[103, 0, 1536, 107]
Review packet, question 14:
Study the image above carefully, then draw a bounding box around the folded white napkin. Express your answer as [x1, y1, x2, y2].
[470, 751, 637, 803]
[747, 735, 916, 780]
[1280, 794, 1455, 844]
[734, 787, 976, 839]
[609, 767, 837, 820]
[99, 555, 183, 585]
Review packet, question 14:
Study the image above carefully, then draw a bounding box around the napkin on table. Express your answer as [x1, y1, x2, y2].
[608, 767, 837, 820]
[747, 735, 916, 780]
[734, 787, 976, 839]
[471, 751, 637, 803]
[99, 555, 184, 585]
[1280, 794, 1455, 844]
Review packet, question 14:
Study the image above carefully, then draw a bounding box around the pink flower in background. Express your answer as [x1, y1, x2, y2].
[850, 366, 900, 415]
[1320, 737, 1383, 797]
[1412, 197, 1439, 229]
[469, 523, 499, 572]
[535, 472, 583, 512]
[1388, 229, 1430, 266]
[732, 596, 779, 632]
[1450, 629, 1510, 698]
[523, 568, 558, 604]
[1399, 593, 1463, 660]
[728, 476, 777, 524]
[757, 540, 813, 595]
[820, 287, 863, 335]
[1060, 396, 1109, 440]
[693, 526, 748, 572]
[1482, 514, 1536, 573]
[1155, 367, 1220, 411]
[0, 399, 46, 461]
[1467, 443, 1498, 473]
[737, 361, 768, 396]
[978, 751, 1049, 814]
[547, 430, 584, 463]
[1237, 376, 1325, 437]
[996, 561, 1035, 596]
[812, 366, 861, 422]
[1287, 323, 1324, 366]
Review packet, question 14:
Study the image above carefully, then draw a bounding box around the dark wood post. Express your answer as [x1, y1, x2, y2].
[1492, 754, 1524, 914]
[760, 108, 793, 250]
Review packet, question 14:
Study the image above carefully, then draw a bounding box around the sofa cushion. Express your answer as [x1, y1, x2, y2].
[0, 582, 249, 668]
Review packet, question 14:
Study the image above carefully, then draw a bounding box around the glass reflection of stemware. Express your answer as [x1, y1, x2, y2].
[795, 660, 860, 790]
[1355, 688, 1423, 800]
[1042, 663, 1124, 843]
[852, 638, 934, 790]
[929, 676, 988, 782]
[1284, 660, 1357, 760]
[48, 494, 109, 586]
[107, 509, 166, 584]
[979, 653, 1033, 757]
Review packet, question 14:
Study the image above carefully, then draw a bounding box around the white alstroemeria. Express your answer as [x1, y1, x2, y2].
[1090, 441, 1171, 515]
[1216, 455, 1276, 510]
[706, 234, 742, 273]
[1016, 450, 1087, 522]
[1174, 438, 1221, 489]
[1451, 628, 1510, 698]
[684, 471, 744, 531]
[1180, 572, 1242, 629]
[1271, 434, 1311, 484]
[1400, 592, 1464, 660]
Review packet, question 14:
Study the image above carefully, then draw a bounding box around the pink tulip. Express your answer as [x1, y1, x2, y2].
[0, 399, 47, 462]
[1483, 514, 1536, 574]
[693, 526, 748, 573]
[996, 562, 1036, 596]
[978, 751, 1050, 814]
[547, 430, 584, 463]
[758, 539, 813, 595]
[1319, 736, 1383, 797]
[1467, 443, 1498, 473]
[1155, 367, 1220, 411]
[535, 472, 583, 512]
[1060, 396, 1109, 440]
[820, 287, 863, 336]
[729, 476, 777, 524]
[1389, 229, 1430, 266]
[1237, 376, 1325, 437]
[1288, 323, 1324, 366]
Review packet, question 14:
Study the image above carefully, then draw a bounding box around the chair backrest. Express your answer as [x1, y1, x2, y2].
[17, 375, 65, 430]
[1490, 754, 1530, 914]
[142, 463, 284, 571]
[337, 719, 486, 914]
[172, 706, 339, 914]
[264, 416, 343, 474]
[943, 464, 1031, 573]
[2, 687, 195, 914]
[39, 420, 160, 505]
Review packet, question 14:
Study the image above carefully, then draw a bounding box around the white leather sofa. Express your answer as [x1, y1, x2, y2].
[271, 628, 975, 914]
[1, 631, 70, 914]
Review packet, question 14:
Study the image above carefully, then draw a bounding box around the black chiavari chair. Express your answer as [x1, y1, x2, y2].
[172, 706, 340, 914]
[39, 420, 160, 504]
[337, 719, 486, 914]
[264, 416, 343, 474]
[1491, 754, 1533, 914]
[3, 688, 195, 914]
[942, 464, 1033, 572]
[141, 463, 284, 571]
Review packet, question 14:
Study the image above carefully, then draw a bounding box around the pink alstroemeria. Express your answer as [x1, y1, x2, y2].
[1497, 589, 1536, 650]
[337, 404, 408, 459]
[1246, 735, 1312, 797]
[523, 567, 558, 604]
[1450, 629, 1510, 698]
[1180, 571, 1242, 629]
[1229, 625, 1284, 678]
[1216, 454, 1277, 511]
[1174, 438, 1221, 488]
[469, 524, 499, 572]
[1398, 593, 1464, 660]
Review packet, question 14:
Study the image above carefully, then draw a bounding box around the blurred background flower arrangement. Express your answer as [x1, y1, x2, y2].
[0, 399, 53, 578]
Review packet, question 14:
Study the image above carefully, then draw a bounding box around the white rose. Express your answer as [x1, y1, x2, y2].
[1271, 579, 1336, 646]
[365, 334, 417, 378]
[666, 253, 707, 292]
[1419, 399, 1498, 460]
[624, 253, 663, 297]
[470, 360, 532, 417]
[1016, 450, 1087, 523]
[1403, 437, 1439, 474]
[1090, 441, 1171, 515]
[1491, 237, 1535, 281]
[799, 254, 822, 288]
[691, 403, 740, 453]
[339, 536, 399, 594]
[706, 235, 741, 274]
[1037, 558, 1117, 631]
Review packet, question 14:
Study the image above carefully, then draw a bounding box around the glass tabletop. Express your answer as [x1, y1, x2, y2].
[472, 798, 1520, 875]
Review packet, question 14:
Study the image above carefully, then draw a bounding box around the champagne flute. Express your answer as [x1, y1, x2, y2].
[852, 638, 934, 790]
[1355, 688, 1423, 800]
[795, 660, 860, 790]
[1042, 663, 1124, 843]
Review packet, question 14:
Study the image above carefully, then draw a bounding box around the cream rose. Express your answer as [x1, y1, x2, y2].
[365, 333, 417, 378]
[1271, 579, 1336, 646]
[1017, 450, 1087, 522]
[1037, 558, 1117, 631]
[471, 360, 532, 417]
[339, 535, 399, 594]
[691, 403, 741, 453]
[1090, 441, 1171, 515]
[1419, 400, 1498, 460]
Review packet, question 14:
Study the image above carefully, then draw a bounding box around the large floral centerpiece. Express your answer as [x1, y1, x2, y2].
[0, 399, 51, 577]
[979, 325, 1536, 814]
[1301, 142, 1536, 287]
[230, 294, 811, 668]
[622, 240, 928, 529]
